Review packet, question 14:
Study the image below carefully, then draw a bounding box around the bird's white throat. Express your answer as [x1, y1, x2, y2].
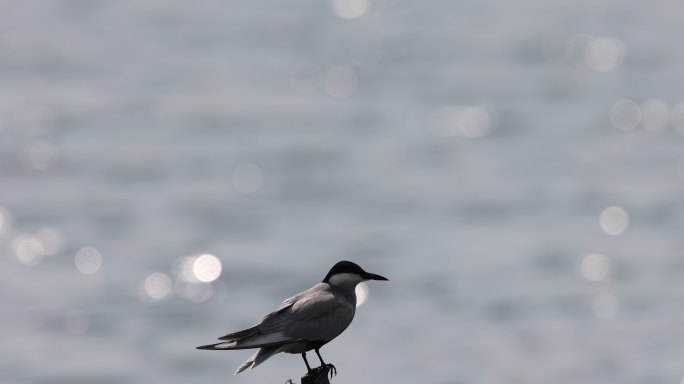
[328, 272, 363, 288]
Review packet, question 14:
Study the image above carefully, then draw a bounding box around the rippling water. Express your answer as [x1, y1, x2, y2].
[2, 1, 684, 383]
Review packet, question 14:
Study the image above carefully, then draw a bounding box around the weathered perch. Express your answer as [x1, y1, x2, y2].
[286, 365, 333, 384]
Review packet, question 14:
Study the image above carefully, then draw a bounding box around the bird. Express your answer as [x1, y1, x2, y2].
[197, 260, 388, 375]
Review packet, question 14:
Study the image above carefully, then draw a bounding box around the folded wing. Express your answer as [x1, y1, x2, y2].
[197, 283, 355, 351]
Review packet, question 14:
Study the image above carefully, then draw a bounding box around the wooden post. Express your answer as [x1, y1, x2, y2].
[287, 365, 332, 384]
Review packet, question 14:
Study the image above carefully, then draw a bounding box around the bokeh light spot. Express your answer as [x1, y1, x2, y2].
[670, 102, 684, 134]
[171, 254, 219, 302]
[610, 99, 641, 131]
[324, 65, 358, 98]
[330, 0, 369, 20]
[458, 107, 495, 138]
[176, 280, 214, 303]
[142, 272, 173, 301]
[75, 247, 103, 274]
[581, 254, 610, 282]
[640, 99, 670, 132]
[599, 206, 630, 236]
[13, 234, 45, 266]
[593, 293, 619, 319]
[431, 106, 496, 138]
[35, 228, 64, 256]
[584, 37, 624, 72]
[232, 163, 263, 193]
[173, 255, 197, 283]
[192, 254, 222, 283]
[355, 282, 369, 307]
[565, 34, 592, 67]
[0, 207, 12, 234]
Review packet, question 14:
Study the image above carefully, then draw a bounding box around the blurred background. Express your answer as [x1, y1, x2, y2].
[1, 1, 684, 383]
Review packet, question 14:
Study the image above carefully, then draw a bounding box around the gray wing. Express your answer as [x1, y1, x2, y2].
[284, 285, 356, 342]
[209, 283, 355, 349]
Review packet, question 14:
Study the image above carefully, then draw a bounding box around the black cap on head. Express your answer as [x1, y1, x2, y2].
[322, 260, 388, 283]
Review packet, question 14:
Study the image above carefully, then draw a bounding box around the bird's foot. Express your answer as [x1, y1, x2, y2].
[302, 366, 333, 384]
[321, 363, 336, 378]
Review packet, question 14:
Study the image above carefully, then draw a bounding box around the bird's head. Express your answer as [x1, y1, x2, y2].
[322, 260, 389, 289]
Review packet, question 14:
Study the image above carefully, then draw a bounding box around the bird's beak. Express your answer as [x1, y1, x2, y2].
[364, 272, 389, 281]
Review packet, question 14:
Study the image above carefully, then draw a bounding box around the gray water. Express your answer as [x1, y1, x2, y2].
[2, 1, 684, 383]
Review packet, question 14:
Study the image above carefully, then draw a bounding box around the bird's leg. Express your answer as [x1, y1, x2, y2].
[301, 353, 313, 373]
[314, 348, 337, 377]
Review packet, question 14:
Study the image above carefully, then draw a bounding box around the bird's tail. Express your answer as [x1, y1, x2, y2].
[196, 340, 238, 350]
[235, 346, 280, 374]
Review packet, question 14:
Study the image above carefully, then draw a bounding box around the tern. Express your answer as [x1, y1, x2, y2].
[197, 260, 388, 375]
